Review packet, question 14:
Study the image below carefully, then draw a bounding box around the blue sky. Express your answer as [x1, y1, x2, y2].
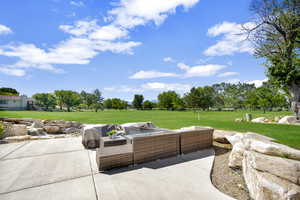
[0, 0, 267, 101]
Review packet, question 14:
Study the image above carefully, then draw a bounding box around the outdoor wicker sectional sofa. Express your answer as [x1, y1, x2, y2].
[93, 123, 214, 171]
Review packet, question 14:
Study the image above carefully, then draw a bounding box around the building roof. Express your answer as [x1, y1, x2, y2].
[0, 95, 25, 100]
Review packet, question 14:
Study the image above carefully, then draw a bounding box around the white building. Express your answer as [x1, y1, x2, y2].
[0, 95, 33, 110]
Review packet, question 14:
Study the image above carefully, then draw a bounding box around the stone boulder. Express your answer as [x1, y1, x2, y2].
[278, 116, 299, 125]
[64, 127, 81, 134]
[31, 120, 43, 128]
[226, 132, 276, 168]
[27, 127, 46, 136]
[244, 151, 300, 185]
[81, 124, 119, 149]
[243, 151, 300, 200]
[7, 124, 28, 136]
[0, 118, 34, 126]
[213, 130, 236, 144]
[43, 120, 82, 128]
[43, 125, 61, 134]
[274, 116, 282, 122]
[235, 118, 244, 122]
[251, 117, 267, 123]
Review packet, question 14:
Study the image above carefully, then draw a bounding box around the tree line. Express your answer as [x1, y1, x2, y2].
[29, 81, 288, 112]
[156, 82, 288, 112]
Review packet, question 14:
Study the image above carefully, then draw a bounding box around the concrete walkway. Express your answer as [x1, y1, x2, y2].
[0, 137, 234, 200]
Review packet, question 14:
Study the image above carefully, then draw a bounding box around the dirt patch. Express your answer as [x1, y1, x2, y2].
[211, 145, 251, 200]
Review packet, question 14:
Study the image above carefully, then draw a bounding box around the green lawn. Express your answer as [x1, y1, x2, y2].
[1, 110, 300, 149]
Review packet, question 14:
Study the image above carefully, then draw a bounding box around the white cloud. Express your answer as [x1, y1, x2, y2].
[222, 78, 267, 87]
[225, 78, 240, 84]
[70, 1, 84, 7]
[89, 25, 128, 41]
[0, 66, 25, 76]
[104, 86, 143, 93]
[218, 71, 239, 77]
[142, 82, 191, 92]
[204, 21, 255, 56]
[104, 82, 191, 93]
[108, 0, 199, 28]
[129, 70, 178, 79]
[0, 0, 199, 76]
[163, 57, 175, 62]
[0, 24, 12, 35]
[178, 62, 226, 77]
[246, 79, 267, 87]
[59, 20, 98, 36]
[0, 38, 140, 76]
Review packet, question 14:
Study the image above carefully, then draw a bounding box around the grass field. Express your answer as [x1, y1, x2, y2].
[1, 110, 300, 149]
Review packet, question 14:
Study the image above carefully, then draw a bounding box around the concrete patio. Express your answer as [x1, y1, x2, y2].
[0, 137, 233, 200]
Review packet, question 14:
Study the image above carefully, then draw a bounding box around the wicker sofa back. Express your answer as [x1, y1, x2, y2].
[132, 132, 180, 164]
[179, 128, 214, 154]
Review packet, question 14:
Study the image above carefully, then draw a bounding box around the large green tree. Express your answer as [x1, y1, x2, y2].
[54, 90, 65, 110]
[247, 0, 300, 118]
[184, 86, 215, 110]
[59, 90, 81, 112]
[158, 91, 182, 110]
[103, 98, 113, 109]
[111, 98, 128, 109]
[0, 87, 19, 96]
[244, 82, 288, 111]
[212, 83, 256, 109]
[132, 94, 144, 110]
[143, 100, 155, 110]
[33, 93, 57, 111]
[91, 89, 104, 112]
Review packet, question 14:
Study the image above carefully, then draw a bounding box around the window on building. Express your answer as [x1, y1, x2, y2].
[0, 100, 8, 104]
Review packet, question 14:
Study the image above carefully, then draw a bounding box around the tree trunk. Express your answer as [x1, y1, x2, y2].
[67, 106, 70, 112]
[289, 83, 300, 120]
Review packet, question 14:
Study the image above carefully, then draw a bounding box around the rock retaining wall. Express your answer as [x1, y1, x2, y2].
[226, 132, 300, 200]
[1, 118, 83, 141]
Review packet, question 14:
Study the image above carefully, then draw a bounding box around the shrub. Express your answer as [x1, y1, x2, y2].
[0, 122, 4, 138]
[107, 130, 117, 136]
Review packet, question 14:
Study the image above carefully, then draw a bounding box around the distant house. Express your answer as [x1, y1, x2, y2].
[0, 95, 34, 110]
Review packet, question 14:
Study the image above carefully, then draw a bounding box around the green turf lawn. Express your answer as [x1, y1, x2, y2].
[1, 110, 300, 149]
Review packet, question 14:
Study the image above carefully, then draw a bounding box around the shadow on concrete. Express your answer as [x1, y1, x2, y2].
[102, 149, 214, 175]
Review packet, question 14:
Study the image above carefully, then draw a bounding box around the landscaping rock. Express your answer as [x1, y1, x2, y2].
[4, 134, 74, 142]
[43, 120, 82, 128]
[4, 135, 31, 141]
[248, 138, 300, 161]
[251, 117, 266, 123]
[64, 127, 81, 134]
[213, 130, 236, 144]
[235, 118, 243, 122]
[7, 124, 28, 136]
[229, 142, 246, 168]
[0, 118, 34, 126]
[82, 124, 119, 149]
[278, 116, 299, 125]
[274, 116, 282, 122]
[27, 127, 46, 136]
[43, 125, 61, 134]
[31, 120, 43, 128]
[244, 151, 300, 185]
[243, 151, 300, 200]
[226, 132, 277, 168]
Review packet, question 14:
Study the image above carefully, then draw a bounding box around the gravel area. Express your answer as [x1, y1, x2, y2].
[211, 145, 251, 200]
